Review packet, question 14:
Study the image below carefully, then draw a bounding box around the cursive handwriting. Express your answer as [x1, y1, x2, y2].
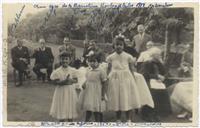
[148, 3, 173, 8]
[32, 2, 174, 10]
[12, 5, 25, 31]
[100, 3, 134, 8]
[33, 4, 47, 8]
[41, 5, 57, 28]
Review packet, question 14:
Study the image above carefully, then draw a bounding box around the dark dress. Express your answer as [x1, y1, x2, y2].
[140, 60, 172, 118]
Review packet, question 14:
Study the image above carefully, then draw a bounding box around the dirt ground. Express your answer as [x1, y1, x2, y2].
[7, 81, 190, 123]
[6, 40, 190, 123]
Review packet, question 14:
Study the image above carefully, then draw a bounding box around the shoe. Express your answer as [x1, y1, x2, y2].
[16, 83, 22, 87]
[177, 112, 188, 119]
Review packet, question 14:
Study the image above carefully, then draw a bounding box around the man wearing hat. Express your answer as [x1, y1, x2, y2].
[32, 38, 54, 82]
[11, 39, 30, 87]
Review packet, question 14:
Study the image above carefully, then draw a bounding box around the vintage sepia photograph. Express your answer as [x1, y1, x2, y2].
[2, 2, 199, 127]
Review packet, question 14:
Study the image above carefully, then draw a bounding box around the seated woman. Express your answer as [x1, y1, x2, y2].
[140, 47, 172, 121]
[170, 81, 192, 121]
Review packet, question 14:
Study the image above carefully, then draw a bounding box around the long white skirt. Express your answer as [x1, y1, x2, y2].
[170, 81, 193, 113]
[134, 72, 154, 108]
[50, 85, 78, 120]
[107, 70, 141, 111]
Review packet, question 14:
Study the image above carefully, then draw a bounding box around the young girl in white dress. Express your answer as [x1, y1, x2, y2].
[82, 55, 107, 122]
[49, 52, 79, 122]
[106, 36, 141, 122]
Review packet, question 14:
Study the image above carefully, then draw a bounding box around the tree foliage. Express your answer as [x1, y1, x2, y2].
[9, 7, 193, 44]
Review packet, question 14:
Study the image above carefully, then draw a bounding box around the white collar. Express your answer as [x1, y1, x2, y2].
[139, 32, 145, 38]
[18, 46, 22, 49]
[40, 47, 46, 51]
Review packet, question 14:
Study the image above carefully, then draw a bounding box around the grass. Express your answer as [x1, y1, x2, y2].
[7, 82, 190, 122]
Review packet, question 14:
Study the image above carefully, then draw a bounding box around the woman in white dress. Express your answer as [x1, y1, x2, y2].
[106, 36, 141, 122]
[49, 52, 79, 122]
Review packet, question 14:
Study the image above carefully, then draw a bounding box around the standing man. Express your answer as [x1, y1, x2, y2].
[32, 38, 54, 82]
[59, 36, 76, 64]
[133, 24, 152, 53]
[11, 39, 30, 87]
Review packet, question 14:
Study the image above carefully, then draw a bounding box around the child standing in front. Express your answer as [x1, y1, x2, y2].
[106, 36, 141, 122]
[82, 55, 107, 122]
[50, 52, 79, 122]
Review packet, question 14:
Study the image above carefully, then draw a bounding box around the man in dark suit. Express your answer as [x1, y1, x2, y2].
[11, 39, 30, 87]
[133, 24, 152, 53]
[32, 38, 54, 82]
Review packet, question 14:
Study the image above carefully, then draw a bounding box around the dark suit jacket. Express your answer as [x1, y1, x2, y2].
[124, 46, 139, 58]
[133, 33, 152, 53]
[11, 46, 30, 64]
[59, 45, 76, 61]
[94, 47, 105, 63]
[140, 60, 165, 85]
[32, 47, 54, 65]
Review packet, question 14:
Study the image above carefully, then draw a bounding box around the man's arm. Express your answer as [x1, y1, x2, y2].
[11, 48, 17, 62]
[31, 48, 38, 58]
[24, 47, 30, 64]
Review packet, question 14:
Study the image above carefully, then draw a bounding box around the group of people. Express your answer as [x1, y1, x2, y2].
[11, 24, 193, 122]
[11, 38, 54, 86]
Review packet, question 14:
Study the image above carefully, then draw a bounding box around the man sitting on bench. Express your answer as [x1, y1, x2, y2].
[11, 39, 30, 87]
[32, 38, 54, 82]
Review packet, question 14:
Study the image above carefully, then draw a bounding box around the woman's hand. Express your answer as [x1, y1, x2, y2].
[56, 78, 76, 86]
